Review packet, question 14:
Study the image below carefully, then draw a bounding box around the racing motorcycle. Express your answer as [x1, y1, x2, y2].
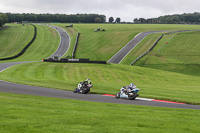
[115, 86, 140, 100]
[73, 81, 93, 94]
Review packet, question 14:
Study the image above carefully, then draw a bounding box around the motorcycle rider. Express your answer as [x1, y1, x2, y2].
[82, 78, 91, 87]
[120, 83, 136, 94]
[77, 79, 92, 92]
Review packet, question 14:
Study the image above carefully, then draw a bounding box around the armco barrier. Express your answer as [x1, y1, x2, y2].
[72, 32, 80, 59]
[130, 29, 200, 65]
[0, 24, 37, 60]
[44, 58, 107, 64]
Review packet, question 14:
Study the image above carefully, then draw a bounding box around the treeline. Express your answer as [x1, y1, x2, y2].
[0, 13, 8, 27]
[134, 12, 200, 24]
[5, 13, 106, 23]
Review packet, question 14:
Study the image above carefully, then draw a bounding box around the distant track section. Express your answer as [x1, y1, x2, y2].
[107, 31, 167, 64]
[48, 25, 70, 59]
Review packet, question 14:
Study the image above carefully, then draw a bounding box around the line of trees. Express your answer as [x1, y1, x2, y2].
[134, 12, 200, 24]
[0, 13, 8, 27]
[5, 13, 106, 23]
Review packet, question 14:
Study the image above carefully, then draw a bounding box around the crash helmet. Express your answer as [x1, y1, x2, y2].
[130, 83, 134, 87]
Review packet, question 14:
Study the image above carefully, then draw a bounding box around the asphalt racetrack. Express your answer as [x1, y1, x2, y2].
[0, 27, 199, 110]
[48, 25, 70, 59]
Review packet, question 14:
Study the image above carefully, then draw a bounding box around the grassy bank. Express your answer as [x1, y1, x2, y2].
[0, 24, 60, 62]
[0, 92, 199, 133]
[0, 24, 34, 59]
[135, 31, 200, 77]
[0, 62, 200, 104]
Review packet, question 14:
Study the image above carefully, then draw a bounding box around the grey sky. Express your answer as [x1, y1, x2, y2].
[1, 0, 200, 22]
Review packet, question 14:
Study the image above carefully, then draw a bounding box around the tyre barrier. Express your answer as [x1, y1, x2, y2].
[0, 24, 37, 60]
[43, 58, 107, 64]
[130, 29, 200, 65]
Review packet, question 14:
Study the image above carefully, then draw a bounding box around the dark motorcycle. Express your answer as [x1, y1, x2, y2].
[73, 81, 93, 94]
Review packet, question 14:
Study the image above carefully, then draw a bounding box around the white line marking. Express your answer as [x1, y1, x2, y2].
[0, 67, 12, 73]
[135, 97, 155, 101]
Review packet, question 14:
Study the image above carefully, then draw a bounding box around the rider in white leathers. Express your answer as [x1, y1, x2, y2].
[120, 83, 136, 94]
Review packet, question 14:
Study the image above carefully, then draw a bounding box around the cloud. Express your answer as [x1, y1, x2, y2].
[1, 0, 200, 22]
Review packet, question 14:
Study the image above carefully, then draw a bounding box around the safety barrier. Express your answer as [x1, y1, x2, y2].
[43, 58, 107, 64]
[72, 32, 80, 59]
[0, 24, 37, 60]
[130, 29, 200, 65]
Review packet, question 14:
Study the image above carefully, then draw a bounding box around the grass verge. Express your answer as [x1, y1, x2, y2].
[0, 92, 199, 133]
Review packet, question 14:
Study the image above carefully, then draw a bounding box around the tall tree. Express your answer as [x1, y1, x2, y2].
[133, 18, 138, 23]
[115, 17, 121, 23]
[0, 14, 8, 27]
[109, 17, 114, 23]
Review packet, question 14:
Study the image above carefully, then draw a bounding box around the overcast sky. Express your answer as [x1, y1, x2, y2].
[1, 0, 200, 22]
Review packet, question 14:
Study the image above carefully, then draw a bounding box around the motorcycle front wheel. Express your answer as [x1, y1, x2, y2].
[115, 92, 121, 99]
[73, 88, 78, 93]
[81, 88, 90, 94]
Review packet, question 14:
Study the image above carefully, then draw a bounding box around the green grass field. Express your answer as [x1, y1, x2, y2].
[0, 24, 34, 59]
[0, 92, 199, 133]
[134, 31, 200, 77]
[0, 24, 60, 62]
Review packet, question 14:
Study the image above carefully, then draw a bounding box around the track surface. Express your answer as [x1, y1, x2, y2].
[48, 25, 70, 59]
[0, 80, 199, 110]
[0, 28, 199, 110]
[108, 31, 166, 64]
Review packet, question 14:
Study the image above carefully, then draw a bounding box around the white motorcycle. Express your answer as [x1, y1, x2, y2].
[115, 86, 140, 100]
